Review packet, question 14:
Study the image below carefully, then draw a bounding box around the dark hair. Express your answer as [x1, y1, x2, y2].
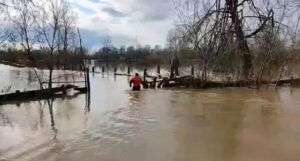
[135, 73, 139, 76]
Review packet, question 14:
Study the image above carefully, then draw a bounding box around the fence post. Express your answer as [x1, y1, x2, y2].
[102, 66, 105, 73]
[153, 77, 157, 88]
[84, 68, 87, 89]
[191, 65, 195, 87]
[127, 66, 131, 75]
[191, 65, 194, 77]
[86, 68, 91, 92]
[143, 68, 147, 81]
[114, 67, 117, 74]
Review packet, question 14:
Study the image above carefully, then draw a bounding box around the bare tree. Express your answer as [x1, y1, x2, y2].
[57, 0, 76, 68]
[2, 0, 47, 89]
[6, 0, 38, 58]
[0, 28, 14, 48]
[60, 1, 76, 53]
[167, 27, 182, 55]
[175, 0, 278, 82]
[36, 0, 62, 88]
[102, 35, 112, 66]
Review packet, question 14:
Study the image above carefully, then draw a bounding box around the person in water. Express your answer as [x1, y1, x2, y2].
[130, 73, 142, 91]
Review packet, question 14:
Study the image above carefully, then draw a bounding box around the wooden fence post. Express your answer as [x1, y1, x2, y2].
[143, 68, 147, 81]
[153, 77, 157, 88]
[102, 66, 105, 73]
[86, 68, 91, 92]
[114, 67, 117, 74]
[127, 66, 131, 75]
[191, 65, 195, 87]
[191, 65, 194, 77]
[84, 68, 87, 89]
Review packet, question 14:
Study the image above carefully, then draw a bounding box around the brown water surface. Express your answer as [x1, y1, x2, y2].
[1, 64, 300, 161]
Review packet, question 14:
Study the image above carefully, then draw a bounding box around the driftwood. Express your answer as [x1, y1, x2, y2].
[1, 60, 25, 68]
[114, 73, 132, 76]
[0, 85, 87, 104]
[42, 81, 86, 84]
[144, 75, 157, 79]
[271, 79, 300, 86]
[156, 76, 300, 89]
[0, 93, 66, 105]
[74, 87, 88, 93]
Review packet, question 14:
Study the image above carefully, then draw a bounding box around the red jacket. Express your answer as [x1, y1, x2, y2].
[130, 76, 142, 87]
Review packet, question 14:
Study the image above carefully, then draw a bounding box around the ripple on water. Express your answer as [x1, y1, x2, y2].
[2, 65, 300, 161]
[65, 105, 157, 149]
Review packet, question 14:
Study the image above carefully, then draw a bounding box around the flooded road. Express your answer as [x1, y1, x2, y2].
[1, 64, 300, 161]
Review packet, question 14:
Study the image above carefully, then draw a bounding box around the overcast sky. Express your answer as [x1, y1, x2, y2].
[69, 0, 176, 49]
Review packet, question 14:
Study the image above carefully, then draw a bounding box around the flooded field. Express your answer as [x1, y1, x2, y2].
[1, 64, 300, 161]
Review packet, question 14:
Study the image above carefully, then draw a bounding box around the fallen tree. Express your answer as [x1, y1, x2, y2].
[155, 76, 300, 89]
[0, 84, 87, 104]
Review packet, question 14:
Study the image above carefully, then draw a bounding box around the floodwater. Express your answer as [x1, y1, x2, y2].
[1, 64, 300, 161]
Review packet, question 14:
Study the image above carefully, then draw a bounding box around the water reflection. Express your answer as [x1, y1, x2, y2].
[46, 98, 58, 139]
[85, 92, 91, 113]
[1, 65, 300, 161]
[0, 110, 13, 127]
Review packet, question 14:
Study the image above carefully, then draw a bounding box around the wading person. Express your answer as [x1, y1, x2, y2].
[129, 73, 142, 91]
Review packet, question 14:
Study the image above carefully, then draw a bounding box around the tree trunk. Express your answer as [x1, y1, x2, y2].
[227, 0, 253, 80]
[49, 51, 53, 89]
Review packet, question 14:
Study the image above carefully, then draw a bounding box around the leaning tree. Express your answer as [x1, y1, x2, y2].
[174, 0, 286, 81]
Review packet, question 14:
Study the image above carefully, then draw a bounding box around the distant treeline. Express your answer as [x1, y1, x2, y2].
[0, 48, 85, 70]
[91, 45, 198, 65]
[0, 44, 201, 69]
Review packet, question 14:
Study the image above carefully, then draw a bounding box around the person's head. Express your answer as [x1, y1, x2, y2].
[135, 73, 139, 77]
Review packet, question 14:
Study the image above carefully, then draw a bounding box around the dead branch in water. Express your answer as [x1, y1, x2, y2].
[0, 84, 87, 104]
[155, 75, 300, 89]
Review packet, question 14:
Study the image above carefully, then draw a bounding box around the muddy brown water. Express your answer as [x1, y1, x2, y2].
[1, 64, 300, 161]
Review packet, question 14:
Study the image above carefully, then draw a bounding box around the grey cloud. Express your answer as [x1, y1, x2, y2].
[90, 0, 174, 22]
[102, 7, 129, 17]
[79, 28, 136, 49]
[141, 11, 170, 21]
[88, 0, 99, 2]
[88, 0, 110, 4]
[133, 0, 174, 21]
